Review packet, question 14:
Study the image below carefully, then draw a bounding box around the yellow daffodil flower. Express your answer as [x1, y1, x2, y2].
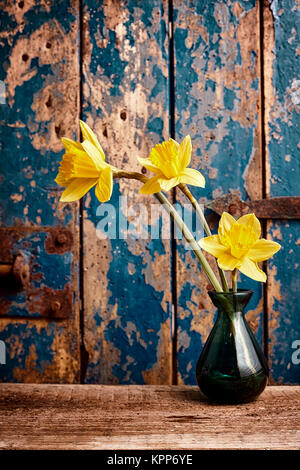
[198, 212, 281, 282]
[137, 136, 205, 194]
[55, 121, 113, 203]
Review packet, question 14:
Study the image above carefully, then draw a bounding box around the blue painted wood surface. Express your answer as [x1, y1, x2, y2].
[0, 0, 299, 385]
[173, 0, 264, 384]
[0, 0, 80, 382]
[264, 0, 300, 383]
[81, 0, 172, 384]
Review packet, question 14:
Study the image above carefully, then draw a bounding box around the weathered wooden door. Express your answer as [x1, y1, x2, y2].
[0, 1, 299, 385]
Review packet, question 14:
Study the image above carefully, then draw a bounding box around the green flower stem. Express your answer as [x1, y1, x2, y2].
[113, 171, 223, 293]
[232, 268, 238, 293]
[179, 183, 229, 292]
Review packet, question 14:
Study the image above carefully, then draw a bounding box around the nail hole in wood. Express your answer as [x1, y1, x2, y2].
[18, 1, 24, 8]
[46, 96, 52, 108]
[46, 42, 52, 49]
[120, 110, 127, 121]
[103, 126, 108, 137]
[22, 54, 29, 62]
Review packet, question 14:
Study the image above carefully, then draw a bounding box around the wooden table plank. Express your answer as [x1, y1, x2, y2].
[0, 385, 299, 450]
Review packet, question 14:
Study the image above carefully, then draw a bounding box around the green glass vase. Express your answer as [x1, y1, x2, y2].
[196, 290, 268, 404]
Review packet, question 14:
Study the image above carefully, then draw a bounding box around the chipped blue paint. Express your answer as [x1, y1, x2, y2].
[267, 0, 300, 383]
[147, 117, 164, 136]
[0, 0, 78, 227]
[174, 0, 263, 384]
[0, 322, 64, 382]
[210, 120, 254, 200]
[87, 6, 127, 99]
[82, 0, 171, 384]
[84, 182, 170, 384]
[0, 0, 80, 382]
[268, 222, 300, 383]
[267, 0, 300, 197]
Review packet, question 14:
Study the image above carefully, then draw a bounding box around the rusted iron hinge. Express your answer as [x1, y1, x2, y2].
[206, 194, 300, 219]
[0, 228, 74, 319]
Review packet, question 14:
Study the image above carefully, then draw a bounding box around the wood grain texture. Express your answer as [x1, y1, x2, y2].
[81, 1, 172, 384]
[0, 0, 81, 382]
[173, 0, 264, 384]
[0, 384, 299, 449]
[263, 0, 300, 384]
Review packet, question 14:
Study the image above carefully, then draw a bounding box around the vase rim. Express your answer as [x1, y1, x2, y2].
[208, 289, 254, 296]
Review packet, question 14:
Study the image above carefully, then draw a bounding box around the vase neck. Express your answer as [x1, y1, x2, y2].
[208, 290, 253, 314]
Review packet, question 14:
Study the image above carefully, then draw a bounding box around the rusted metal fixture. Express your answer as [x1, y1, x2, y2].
[45, 289, 71, 319]
[56, 232, 68, 245]
[45, 229, 74, 254]
[206, 194, 300, 219]
[50, 300, 61, 314]
[0, 252, 30, 289]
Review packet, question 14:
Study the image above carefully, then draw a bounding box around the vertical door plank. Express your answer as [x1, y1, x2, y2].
[264, 1, 300, 383]
[173, 0, 263, 384]
[82, 1, 172, 384]
[0, 0, 80, 382]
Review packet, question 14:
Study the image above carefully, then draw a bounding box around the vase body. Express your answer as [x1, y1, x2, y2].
[196, 290, 268, 404]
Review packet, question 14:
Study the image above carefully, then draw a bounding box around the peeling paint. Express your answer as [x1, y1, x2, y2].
[0, 0, 298, 386]
[174, 0, 263, 384]
[0, 1, 80, 383]
[265, 0, 300, 383]
[81, 0, 172, 385]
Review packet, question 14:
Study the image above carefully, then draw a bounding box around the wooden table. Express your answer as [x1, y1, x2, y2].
[0, 384, 299, 450]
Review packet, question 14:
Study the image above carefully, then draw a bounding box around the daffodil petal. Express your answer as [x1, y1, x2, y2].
[239, 258, 266, 282]
[81, 140, 107, 171]
[95, 167, 113, 202]
[217, 252, 241, 271]
[137, 156, 161, 174]
[149, 139, 180, 178]
[80, 121, 105, 159]
[237, 214, 261, 238]
[139, 175, 162, 195]
[219, 212, 236, 233]
[60, 178, 97, 202]
[158, 176, 180, 192]
[198, 235, 227, 257]
[179, 135, 192, 171]
[61, 137, 83, 153]
[237, 213, 261, 238]
[180, 168, 205, 188]
[55, 173, 68, 187]
[218, 212, 236, 246]
[248, 238, 281, 262]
